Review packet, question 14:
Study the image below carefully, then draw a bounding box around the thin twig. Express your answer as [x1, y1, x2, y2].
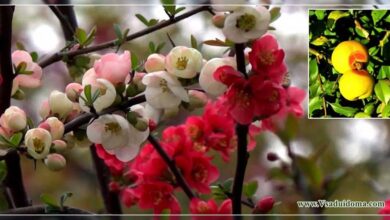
[45, 4, 75, 40]
[38, 5, 212, 68]
[147, 135, 195, 199]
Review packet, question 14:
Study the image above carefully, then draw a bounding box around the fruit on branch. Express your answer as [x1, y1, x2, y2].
[331, 40, 368, 74]
[339, 69, 374, 101]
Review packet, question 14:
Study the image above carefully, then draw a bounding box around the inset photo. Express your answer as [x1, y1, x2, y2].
[309, 9, 390, 118]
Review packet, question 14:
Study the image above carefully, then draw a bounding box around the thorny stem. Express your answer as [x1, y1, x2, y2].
[231, 44, 250, 218]
[147, 135, 196, 200]
[38, 5, 212, 68]
[0, 5, 30, 208]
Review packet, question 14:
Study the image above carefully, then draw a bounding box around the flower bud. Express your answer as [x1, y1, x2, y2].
[133, 72, 146, 92]
[94, 51, 131, 85]
[49, 90, 73, 119]
[39, 100, 50, 120]
[134, 118, 149, 132]
[253, 196, 275, 214]
[44, 153, 66, 171]
[39, 117, 64, 140]
[52, 140, 68, 153]
[65, 82, 83, 102]
[126, 111, 139, 125]
[162, 107, 180, 119]
[144, 53, 165, 73]
[25, 128, 52, 160]
[0, 106, 27, 132]
[187, 90, 208, 110]
[109, 181, 121, 192]
[126, 83, 139, 97]
[212, 13, 226, 28]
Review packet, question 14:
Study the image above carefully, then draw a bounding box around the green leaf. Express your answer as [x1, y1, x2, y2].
[0, 135, 13, 147]
[16, 42, 25, 50]
[309, 96, 323, 116]
[203, 38, 229, 47]
[84, 84, 92, 104]
[40, 194, 59, 208]
[155, 42, 166, 53]
[327, 11, 350, 30]
[0, 161, 7, 182]
[75, 56, 90, 68]
[309, 59, 319, 83]
[30, 52, 39, 62]
[211, 186, 228, 200]
[372, 10, 387, 25]
[310, 36, 328, 46]
[243, 181, 258, 198]
[295, 156, 323, 189]
[149, 41, 156, 53]
[84, 26, 96, 46]
[221, 178, 234, 192]
[368, 46, 380, 56]
[175, 7, 185, 15]
[270, 7, 281, 23]
[74, 28, 87, 45]
[364, 102, 375, 115]
[314, 10, 326, 20]
[113, 24, 123, 41]
[9, 132, 23, 147]
[374, 80, 390, 104]
[329, 102, 358, 117]
[354, 20, 370, 39]
[135, 14, 149, 26]
[131, 52, 139, 70]
[378, 66, 390, 80]
[190, 35, 198, 49]
[161, 0, 176, 17]
[323, 169, 348, 199]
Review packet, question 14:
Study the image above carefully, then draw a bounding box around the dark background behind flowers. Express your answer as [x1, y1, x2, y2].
[2, 0, 390, 217]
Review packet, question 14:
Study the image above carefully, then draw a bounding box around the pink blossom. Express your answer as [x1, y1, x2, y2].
[93, 51, 131, 84]
[12, 50, 42, 90]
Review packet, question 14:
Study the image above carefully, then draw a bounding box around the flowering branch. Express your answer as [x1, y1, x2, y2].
[1, 205, 93, 214]
[38, 5, 211, 68]
[147, 135, 195, 199]
[231, 43, 250, 215]
[0, 5, 30, 208]
[64, 95, 146, 133]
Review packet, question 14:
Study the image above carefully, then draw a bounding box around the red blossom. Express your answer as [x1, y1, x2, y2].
[95, 144, 125, 176]
[253, 196, 275, 214]
[189, 198, 232, 220]
[177, 153, 219, 194]
[249, 34, 286, 84]
[135, 182, 181, 214]
[121, 187, 139, 208]
[379, 199, 390, 220]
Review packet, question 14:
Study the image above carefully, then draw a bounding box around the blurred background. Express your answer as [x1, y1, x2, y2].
[2, 0, 390, 217]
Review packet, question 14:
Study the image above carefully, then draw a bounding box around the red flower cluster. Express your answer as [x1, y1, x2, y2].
[214, 34, 305, 125]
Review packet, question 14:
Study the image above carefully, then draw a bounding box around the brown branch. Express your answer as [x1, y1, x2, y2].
[0, 5, 30, 209]
[1, 205, 93, 214]
[90, 145, 122, 215]
[231, 43, 250, 217]
[147, 135, 195, 199]
[38, 5, 212, 68]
